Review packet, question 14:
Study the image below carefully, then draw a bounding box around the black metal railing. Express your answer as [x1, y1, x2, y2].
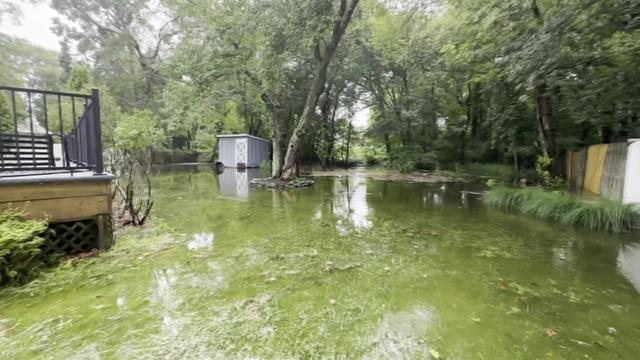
[0, 86, 103, 174]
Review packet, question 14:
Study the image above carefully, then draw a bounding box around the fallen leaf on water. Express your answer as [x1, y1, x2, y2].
[429, 348, 441, 359]
[506, 306, 521, 315]
[569, 338, 591, 347]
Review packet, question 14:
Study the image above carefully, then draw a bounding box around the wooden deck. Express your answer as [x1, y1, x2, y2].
[0, 170, 115, 251]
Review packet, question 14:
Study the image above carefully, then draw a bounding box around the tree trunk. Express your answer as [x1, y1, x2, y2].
[601, 125, 613, 143]
[469, 82, 478, 137]
[323, 96, 339, 168]
[535, 82, 556, 159]
[377, 102, 392, 156]
[431, 86, 438, 140]
[345, 121, 352, 164]
[272, 133, 283, 178]
[279, 0, 359, 181]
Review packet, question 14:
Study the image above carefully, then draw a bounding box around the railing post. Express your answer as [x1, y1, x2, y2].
[91, 88, 104, 174]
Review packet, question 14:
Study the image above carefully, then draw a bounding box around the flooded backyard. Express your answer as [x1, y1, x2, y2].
[1, 164, 640, 359]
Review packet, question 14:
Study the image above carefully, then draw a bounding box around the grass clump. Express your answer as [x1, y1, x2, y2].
[483, 187, 637, 232]
[464, 163, 516, 181]
[0, 208, 52, 286]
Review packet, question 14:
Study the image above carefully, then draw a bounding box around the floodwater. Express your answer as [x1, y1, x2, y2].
[1, 165, 640, 359]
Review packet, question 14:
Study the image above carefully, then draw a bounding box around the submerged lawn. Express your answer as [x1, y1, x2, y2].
[1, 165, 640, 359]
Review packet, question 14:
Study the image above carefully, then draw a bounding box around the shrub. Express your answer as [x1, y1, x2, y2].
[364, 155, 380, 166]
[535, 154, 563, 188]
[0, 208, 51, 286]
[151, 149, 200, 164]
[384, 150, 438, 173]
[483, 187, 636, 232]
[259, 159, 272, 177]
[464, 163, 514, 181]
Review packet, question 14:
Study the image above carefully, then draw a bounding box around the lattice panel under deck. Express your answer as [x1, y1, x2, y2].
[44, 219, 99, 254]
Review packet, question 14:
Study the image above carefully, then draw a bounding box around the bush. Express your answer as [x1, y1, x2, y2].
[483, 187, 636, 232]
[365, 154, 380, 166]
[0, 208, 51, 286]
[259, 159, 272, 177]
[384, 150, 438, 173]
[151, 149, 200, 164]
[463, 163, 515, 181]
[535, 154, 563, 188]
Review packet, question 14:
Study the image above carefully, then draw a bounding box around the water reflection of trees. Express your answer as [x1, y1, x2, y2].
[331, 175, 372, 234]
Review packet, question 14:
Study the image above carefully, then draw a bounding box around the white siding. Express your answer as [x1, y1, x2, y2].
[247, 137, 271, 167]
[217, 135, 271, 168]
[218, 138, 236, 167]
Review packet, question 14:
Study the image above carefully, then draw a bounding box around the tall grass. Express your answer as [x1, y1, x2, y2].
[483, 187, 637, 232]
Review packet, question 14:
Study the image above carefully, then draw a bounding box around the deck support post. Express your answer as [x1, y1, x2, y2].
[96, 214, 113, 250]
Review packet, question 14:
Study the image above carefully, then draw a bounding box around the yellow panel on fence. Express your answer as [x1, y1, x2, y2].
[584, 144, 609, 195]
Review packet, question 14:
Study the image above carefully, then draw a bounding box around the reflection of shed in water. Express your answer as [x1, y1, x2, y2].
[218, 168, 261, 200]
[618, 242, 640, 293]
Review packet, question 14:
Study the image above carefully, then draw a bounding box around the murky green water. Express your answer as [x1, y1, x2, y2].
[1, 165, 640, 359]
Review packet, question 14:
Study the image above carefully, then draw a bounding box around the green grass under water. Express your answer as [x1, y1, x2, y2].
[484, 187, 637, 232]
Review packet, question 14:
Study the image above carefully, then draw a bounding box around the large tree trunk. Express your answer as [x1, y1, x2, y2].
[376, 102, 392, 155]
[384, 134, 392, 155]
[259, 92, 285, 178]
[345, 121, 352, 164]
[272, 126, 283, 178]
[535, 81, 556, 158]
[279, 0, 359, 181]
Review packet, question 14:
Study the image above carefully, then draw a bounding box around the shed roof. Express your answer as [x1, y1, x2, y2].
[216, 134, 271, 144]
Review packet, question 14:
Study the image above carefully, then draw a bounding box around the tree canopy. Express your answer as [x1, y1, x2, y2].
[2, 0, 639, 176]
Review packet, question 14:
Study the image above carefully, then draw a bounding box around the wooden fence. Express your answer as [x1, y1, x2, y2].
[565, 142, 629, 201]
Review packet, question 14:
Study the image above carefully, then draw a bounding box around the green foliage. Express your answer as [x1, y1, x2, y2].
[361, 0, 640, 172]
[0, 34, 62, 88]
[51, 0, 177, 110]
[67, 65, 92, 92]
[463, 163, 515, 182]
[0, 208, 51, 286]
[384, 149, 439, 173]
[535, 154, 563, 188]
[115, 109, 164, 153]
[4, 0, 639, 171]
[484, 187, 636, 232]
[0, 92, 12, 133]
[485, 179, 498, 188]
[259, 159, 272, 177]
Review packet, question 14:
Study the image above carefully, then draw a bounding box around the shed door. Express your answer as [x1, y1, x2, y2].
[235, 138, 248, 168]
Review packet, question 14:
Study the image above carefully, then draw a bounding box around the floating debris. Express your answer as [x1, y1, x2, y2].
[322, 262, 361, 273]
[251, 177, 314, 189]
[234, 294, 273, 321]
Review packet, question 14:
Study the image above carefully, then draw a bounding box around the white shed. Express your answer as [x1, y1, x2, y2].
[216, 134, 271, 168]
